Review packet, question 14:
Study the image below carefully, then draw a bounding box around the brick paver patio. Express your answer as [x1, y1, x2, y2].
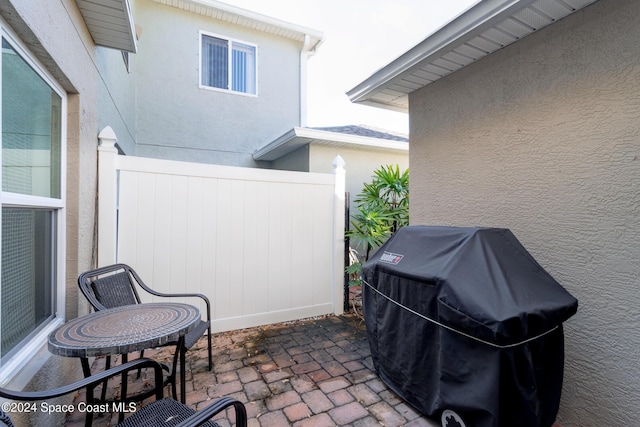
[63, 314, 440, 426]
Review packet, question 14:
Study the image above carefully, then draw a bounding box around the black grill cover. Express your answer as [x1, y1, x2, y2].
[361, 226, 578, 427]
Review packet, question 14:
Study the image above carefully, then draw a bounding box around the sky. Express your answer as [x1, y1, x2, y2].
[222, 0, 478, 134]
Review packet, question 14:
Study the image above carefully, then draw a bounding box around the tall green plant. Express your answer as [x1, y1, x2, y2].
[346, 165, 409, 286]
[355, 165, 409, 236]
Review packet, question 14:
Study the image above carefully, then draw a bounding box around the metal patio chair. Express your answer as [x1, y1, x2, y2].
[0, 358, 247, 427]
[78, 263, 213, 402]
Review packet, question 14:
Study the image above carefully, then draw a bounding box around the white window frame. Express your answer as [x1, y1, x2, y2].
[199, 30, 258, 97]
[0, 20, 66, 385]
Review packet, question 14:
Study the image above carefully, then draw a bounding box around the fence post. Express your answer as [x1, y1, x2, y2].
[97, 126, 119, 267]
[332, 155, 346, 315]
[343, 191, 350, 312]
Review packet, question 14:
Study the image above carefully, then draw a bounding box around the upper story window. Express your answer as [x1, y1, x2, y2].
[200, 31, 257, 96]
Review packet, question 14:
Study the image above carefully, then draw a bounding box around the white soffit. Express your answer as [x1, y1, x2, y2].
[148, 0, 323, 50]
[347, 0, 600, 112]
[76, 0, 138, 53]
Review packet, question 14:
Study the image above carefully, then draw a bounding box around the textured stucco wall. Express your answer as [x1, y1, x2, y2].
[0, 0, 128, 424]
[96, 47, 137, 154]
[408, 0, 639, 425]
[133, 0, 303, 167]
[309, 144, 408, 255]
[272, 144, 309, 172]
[309, 143, 408, 213]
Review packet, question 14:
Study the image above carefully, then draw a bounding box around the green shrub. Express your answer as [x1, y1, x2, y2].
[346, 165, 409, 285]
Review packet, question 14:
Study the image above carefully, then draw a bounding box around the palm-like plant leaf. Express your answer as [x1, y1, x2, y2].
[347, 165, 409, 261]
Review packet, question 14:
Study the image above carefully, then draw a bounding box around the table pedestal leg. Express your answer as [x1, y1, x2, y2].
[81, 358, 93, 427]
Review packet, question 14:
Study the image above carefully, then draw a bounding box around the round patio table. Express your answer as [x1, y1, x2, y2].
[48, 302, 200, 425]
[48, 302, 200, 358]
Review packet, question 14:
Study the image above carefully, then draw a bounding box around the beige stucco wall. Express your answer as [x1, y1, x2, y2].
[309, 144, 408, 253]
[271, 143, 409, 216]
[408, 0, 639, 425]
[309, 144, 408, 203]
[0, 0, 123, 424]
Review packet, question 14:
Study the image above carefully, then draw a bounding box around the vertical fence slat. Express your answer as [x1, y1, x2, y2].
[213, 179, 233, 320]
[151, 174, 173, 297]
[227, 179, 246, 317]
[168, 175, 189, 300]
[186, 177, 205, 315]
[134, 172, 156, 298]
[332, 156, 346, 315]
[200, 177, 218, 318]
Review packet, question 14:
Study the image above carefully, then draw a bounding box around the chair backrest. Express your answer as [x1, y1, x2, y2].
[78, 264, 143, 311]
[91, 271, 139, 308]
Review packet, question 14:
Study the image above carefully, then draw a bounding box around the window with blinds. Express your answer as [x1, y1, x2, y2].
[200, 32, 257, 95]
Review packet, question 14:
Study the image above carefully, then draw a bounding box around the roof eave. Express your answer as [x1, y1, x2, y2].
[254, 127, 408, 162]
[76, 0, 138, 53]
[347, 0, 600, 112]
[253, 128, 308, 162]
[148, 0, 323, 47]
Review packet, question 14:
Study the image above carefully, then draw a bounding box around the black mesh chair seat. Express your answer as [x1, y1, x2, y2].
[78, 264, 213, 403]
[118, 397, 232, 427]
[185, 317, 212, 349]
[0, 359, 246, 427]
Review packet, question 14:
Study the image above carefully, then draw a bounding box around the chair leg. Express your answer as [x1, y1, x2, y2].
[118, 354, 128, 424]
[101, 356, 111, 403]
[85, 379, 95, 427]
[170, 344, 179, 401]
[179, 338, 187, 403]
[137, 350, 145, 378]
[207, 327, 213, 371]
[82, 356, 110, 419]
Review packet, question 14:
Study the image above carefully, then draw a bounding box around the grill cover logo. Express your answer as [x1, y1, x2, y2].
[379, 251, 404, 265]
[441, 409, 466, 427]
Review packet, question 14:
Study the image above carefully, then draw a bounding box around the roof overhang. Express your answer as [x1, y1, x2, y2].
[253, 127, 408, 162]
[347, 0, 600, 112]
[76, 0, 138, 53]
[148, 0, 324, 52]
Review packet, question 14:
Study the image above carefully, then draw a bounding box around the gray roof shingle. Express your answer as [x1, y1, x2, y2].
[310, 125, 408, 142]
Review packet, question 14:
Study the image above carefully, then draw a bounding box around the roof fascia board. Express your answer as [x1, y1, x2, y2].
[347, 0, 537, 104]
[149, 0, 323, 48]
[253, 128, 303, 161]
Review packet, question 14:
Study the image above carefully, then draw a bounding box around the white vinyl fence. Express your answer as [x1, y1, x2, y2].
[97, 127, 345, 332]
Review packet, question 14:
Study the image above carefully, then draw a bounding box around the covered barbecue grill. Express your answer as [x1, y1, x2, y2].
[361, 226, 578, 427]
